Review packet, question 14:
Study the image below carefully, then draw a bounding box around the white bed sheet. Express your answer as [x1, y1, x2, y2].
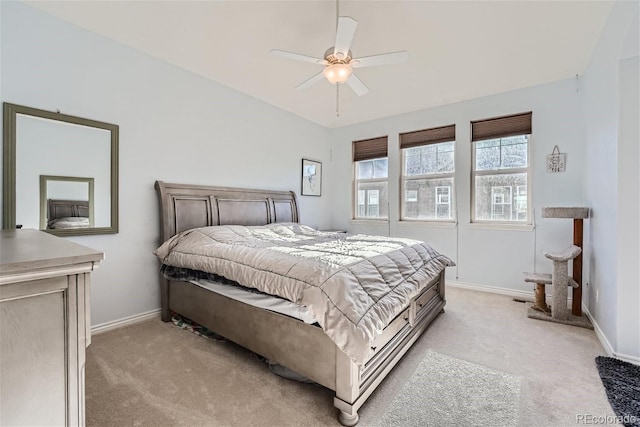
[190, 279, 318, 324]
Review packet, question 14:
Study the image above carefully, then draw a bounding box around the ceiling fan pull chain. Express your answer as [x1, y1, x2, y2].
[336, 85, 340, 117]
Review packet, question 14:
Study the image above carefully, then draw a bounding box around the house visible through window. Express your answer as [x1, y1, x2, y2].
[490, 186, 512, 220]
[400, 124, 456, 221]
[353, 136, 388, 219]
[471, 112, 531, 223]
[436, 186, 451, 219]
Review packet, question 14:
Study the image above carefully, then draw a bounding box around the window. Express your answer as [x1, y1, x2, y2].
[490, 186, 512, 220]
[471, 112, 532, 223]
[436, 186, 451, 219]
[514, 185, 527, 220]
[354, 136, 388, 219]
[400, 125, 456, 221]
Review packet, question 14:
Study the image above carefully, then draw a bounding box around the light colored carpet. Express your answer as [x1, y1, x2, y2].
[376, 350, 521, 427]
[86, 287, 616, 426]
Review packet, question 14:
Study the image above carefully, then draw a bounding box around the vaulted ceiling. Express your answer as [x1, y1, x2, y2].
[26, 1, 614, 128]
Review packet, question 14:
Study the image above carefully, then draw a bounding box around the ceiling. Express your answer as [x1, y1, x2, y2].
[26, 1, 614, 128]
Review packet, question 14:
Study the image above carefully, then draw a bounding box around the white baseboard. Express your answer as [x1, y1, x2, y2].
[447, 280, 573, 304]
[612, 351, 640, 365]
[91, 309, 161, 335]
[582, 304, 614, 356]
[583, 305, 640, 366]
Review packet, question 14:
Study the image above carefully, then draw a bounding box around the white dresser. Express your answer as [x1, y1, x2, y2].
[0, 229, 103, 426]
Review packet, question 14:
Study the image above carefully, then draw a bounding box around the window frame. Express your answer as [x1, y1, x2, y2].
[471, 134, 532, 225]
[400, 141, 456, 223]
[435, 186, 451, 219]
[353, 157, 389, 220]
[352, 136, 389, 221]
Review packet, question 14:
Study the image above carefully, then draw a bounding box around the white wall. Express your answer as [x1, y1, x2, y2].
[16, 115, 111, 228]
[618, 8, 640, 362]
[328, 79, 586, 293]
[582, 0, 639, 361]
[616, 7, 639, 360]
[47, 180, 90, 201]
[1, 2, 332, 326]
[617, 55, 639, 360]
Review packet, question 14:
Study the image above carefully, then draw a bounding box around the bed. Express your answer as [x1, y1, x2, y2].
[154, 180, 450, 425]
[46, 199, 91, 229]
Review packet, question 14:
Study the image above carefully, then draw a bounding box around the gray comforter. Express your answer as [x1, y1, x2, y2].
[154, 223, 453, 364]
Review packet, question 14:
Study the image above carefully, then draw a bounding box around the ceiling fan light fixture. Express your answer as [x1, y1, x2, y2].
[323, 63, 352, 84]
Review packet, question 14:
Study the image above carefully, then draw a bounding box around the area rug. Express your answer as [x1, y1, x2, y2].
[595, 356, 640, 427]
[376, 350, 522, 427]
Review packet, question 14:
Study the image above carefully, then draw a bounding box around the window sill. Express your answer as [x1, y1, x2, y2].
[397, 220, 457, 229]
[350, 219, 389, 226]
[468, 222, 535, 232]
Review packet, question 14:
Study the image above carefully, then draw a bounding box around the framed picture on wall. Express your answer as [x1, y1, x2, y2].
[301, 158, 322, 196]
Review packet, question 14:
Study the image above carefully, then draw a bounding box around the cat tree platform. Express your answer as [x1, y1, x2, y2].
[527, 306, 594, 329]
[541, 207, 589, 219]
[523, 272, 578, 314]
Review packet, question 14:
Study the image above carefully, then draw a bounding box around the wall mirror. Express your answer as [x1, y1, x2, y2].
[40, 175, 95, 231]
[3, 102, 118, 236]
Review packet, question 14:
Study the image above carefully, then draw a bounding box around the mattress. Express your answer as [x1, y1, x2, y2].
[189, 278, 317, 324]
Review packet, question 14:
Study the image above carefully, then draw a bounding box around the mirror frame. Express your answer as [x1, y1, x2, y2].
[3, 102, 119, 236]
[40, 175, 95, 230]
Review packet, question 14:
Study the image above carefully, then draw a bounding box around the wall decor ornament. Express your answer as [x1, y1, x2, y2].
[546, 145, 566, 173]
[301, 158, 322, 196]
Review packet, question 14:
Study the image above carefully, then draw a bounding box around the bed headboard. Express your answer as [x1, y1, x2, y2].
[155, 181, 299, 243]
[48, 199, 90, 220]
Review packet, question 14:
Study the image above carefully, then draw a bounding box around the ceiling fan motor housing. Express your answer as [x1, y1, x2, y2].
[324, 47, 352, 64]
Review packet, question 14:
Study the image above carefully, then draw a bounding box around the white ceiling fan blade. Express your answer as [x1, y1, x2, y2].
[334, 17, 358, 58]
[351, 51, 409, 68]
[296, 71, 325, 90]
[346, 74, 369, 96]
[270, 49, 325, 65]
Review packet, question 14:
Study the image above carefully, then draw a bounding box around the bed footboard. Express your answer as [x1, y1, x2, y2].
[334, 269, 446, 425]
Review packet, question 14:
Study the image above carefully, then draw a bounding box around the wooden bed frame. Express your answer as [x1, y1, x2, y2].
[45, 199, 92, 229]
[155, 180, 446, 425]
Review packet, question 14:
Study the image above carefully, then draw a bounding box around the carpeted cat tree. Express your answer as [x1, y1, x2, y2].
[524, 207, 593, 329]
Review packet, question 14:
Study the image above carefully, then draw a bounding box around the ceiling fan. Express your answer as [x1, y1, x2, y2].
[270, 14, 409, 100]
